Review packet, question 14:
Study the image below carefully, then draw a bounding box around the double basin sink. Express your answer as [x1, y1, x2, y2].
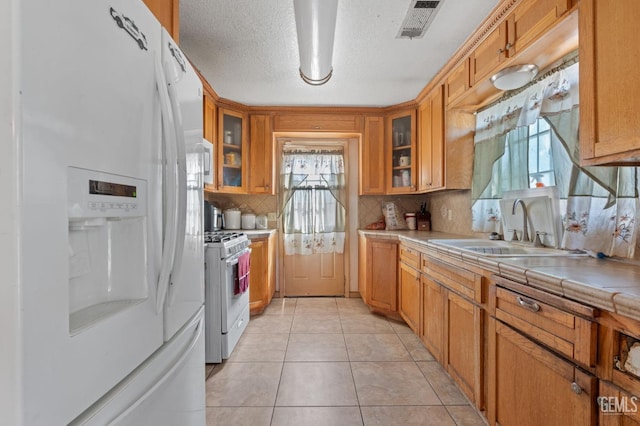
[429, 239, 586, 258]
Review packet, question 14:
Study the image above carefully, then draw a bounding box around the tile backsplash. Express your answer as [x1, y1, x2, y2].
[207, 190, 475, 236]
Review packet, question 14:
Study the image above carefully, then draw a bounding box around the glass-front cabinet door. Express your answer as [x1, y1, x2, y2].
[217, 107, 247, 193]
[387, 109, 417, 193]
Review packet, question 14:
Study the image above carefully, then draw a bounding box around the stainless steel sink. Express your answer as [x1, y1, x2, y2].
[429, 239, 585, 257]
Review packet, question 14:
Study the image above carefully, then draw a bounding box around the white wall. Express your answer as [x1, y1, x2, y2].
[0, 0, 22, 423]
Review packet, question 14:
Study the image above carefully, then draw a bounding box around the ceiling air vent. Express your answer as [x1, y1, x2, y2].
[396, 0, 443, 39]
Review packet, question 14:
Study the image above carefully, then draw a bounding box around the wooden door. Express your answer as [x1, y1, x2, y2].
[248, 238, 267, 313]
[445, 58, 470, 105]
[387, 109, 417, 194]
[470, 22, 508, 85]
[506, 0, 571, 58]
[366, 240, 398, 312]
[217, 108, 248, 193]
[248, 114, 274, 194]
[418, 85, 444, 192]
[421, 275, 444, 363]
[399, 262, 420, 333]
[445, 291, 483, 408]
[579, 0, 640, 164]
[203, 94, 217, 191]
[360, 116, 386, 195]
[284, 251, 344, 297]
[490, 320, 596, 426]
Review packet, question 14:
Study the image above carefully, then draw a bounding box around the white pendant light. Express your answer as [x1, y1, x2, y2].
[490, 64, 539, 91]
[293, 0, 338, 85]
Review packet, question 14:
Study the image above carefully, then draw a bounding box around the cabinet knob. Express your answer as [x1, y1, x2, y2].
[505, 42, 513, 50]
[571, 382, 583, 395]
[497, 48, 504, 55]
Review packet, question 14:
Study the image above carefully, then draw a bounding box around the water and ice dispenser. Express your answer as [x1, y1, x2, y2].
[67, 167, 149, 334]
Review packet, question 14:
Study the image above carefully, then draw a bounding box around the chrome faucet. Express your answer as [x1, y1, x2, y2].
[511, 199, 530, 242]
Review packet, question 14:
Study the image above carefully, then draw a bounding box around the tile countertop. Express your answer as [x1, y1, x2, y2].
[358, 229, 640, 322]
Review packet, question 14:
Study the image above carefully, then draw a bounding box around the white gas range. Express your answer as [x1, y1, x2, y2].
[204, 231, 251, 363]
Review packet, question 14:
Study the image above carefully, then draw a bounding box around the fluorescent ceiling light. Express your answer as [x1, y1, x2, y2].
[293, 0, 338, 85]
[490, 64, 539, 91]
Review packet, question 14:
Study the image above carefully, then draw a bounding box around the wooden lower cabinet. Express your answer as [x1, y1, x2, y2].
[359, 235, 398, 312]
[421, 275, 444, 363]
[488, 319, 597, 426]
[398, 261, 420, 334]
[248, 233, 276, 314]
[445, 290, 484, 409]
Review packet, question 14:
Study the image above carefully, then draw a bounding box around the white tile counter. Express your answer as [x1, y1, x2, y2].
[358, 229, 640, 321]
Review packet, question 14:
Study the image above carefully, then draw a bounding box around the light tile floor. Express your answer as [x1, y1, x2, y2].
[205, 297, 487, 426]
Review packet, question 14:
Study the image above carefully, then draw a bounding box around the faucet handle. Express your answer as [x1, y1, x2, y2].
[534, 231, 547, 247]
[508, 229, 519, 241]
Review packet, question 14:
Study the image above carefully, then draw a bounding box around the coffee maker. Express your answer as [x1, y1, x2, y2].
[204, 201, 223, 232]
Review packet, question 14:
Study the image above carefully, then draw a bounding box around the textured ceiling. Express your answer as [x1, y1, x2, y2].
[179, 0, 501, 107]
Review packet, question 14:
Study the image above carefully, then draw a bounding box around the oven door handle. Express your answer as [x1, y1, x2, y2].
[226, 248, 251, 266]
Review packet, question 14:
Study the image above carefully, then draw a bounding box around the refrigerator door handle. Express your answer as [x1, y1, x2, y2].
[165, 76, 188, 307]
[154, 52, 179, 314]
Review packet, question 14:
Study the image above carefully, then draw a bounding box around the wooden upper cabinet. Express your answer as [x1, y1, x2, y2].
[360, 116, 386, 195]
[248, 114, 274, 194]
[273, 114, 361, 132]
[418, 85, 444, 192]
[203, 93, 217, 191]
[203, 94, 216, 144]
[471, 0, 572, 86]
[580, 0, 640, 165]
[506, 0, 571, 58]
[141, 0, 179, 41]
[446, 58, 470, 105]
[471, 22, 509, 86]
[217, 108, 248, 193]
[387, 109, 417, 194]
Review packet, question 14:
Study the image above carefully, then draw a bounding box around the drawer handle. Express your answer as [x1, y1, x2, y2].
[571, 382, 582, 395]
[516, 296, 540, 312]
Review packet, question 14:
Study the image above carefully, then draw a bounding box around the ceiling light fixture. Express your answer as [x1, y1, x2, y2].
[293, 0, 338, 86]
[490, 64, 539, 91]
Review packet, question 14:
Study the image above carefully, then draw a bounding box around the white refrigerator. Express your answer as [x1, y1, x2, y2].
[1, 0, 205, 424]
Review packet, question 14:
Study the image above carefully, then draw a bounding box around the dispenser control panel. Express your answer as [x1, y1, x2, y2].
[68, 167, 147, 219]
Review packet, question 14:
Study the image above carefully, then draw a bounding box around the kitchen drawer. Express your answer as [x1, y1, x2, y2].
[423, 256, 482, 304]
[494, 284, 597, 368]
[399, 244, 420, 269]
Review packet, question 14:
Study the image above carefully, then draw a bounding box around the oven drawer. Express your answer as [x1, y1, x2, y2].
[494, 285, 597, 368]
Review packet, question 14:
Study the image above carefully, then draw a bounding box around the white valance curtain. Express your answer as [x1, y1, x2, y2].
[472, 60, 639, 258]
[280, 150, 346, 256]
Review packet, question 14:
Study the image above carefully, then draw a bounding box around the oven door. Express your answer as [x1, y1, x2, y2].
[220, 248, 251, 333]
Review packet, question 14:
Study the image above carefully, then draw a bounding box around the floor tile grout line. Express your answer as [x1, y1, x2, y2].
[269, 316, 293, 426]
[341, 311, 366, 426]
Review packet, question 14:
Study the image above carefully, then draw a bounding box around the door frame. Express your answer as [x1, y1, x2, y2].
[274, 132, 361, 298]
